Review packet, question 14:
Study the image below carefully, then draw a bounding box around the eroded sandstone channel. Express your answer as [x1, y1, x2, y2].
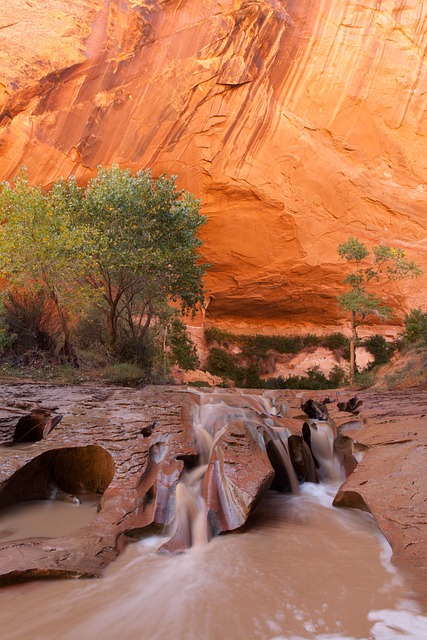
[0, 383, 426, 609]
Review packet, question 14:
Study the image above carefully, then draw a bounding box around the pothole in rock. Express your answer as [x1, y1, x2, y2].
[0, 445, 114, 542]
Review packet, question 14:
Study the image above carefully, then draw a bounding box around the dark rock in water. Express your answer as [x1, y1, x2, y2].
[266, 438, 293, 493]
[301, 399, 329, 421]
[13, 410, 63, 443]
[337, 395, 363, 415]
[302, 422, 320, 469]
[288, 435, 319, 484]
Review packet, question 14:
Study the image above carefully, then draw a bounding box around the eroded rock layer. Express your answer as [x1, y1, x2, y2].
[1, 1, 427, 328]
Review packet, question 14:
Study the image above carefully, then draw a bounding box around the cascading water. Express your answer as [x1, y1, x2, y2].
[304, 421, 344, 482]
[166, 390, 344, 550]
[165, 421, 213, 549]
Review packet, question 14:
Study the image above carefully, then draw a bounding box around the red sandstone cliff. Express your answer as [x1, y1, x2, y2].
[0, 0, 426, 332]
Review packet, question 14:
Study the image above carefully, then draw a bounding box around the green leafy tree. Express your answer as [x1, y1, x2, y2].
[0, 170, 89, 364]
[71, 166, 208, 355]
[0, 166, 207, 376]
[337, 237, 422, 384]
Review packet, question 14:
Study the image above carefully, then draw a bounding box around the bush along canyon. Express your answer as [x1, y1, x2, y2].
[0, 2, 427, 639]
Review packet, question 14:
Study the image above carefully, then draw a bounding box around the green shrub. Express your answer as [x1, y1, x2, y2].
[204, 327, 238, 346]
[75, 309, 108, 350]
[206, 329, 351, 358]
[169, 318, 199, 370]
[240, 335, 306, 365]
[320, 332, 349, 352]
[303, 366, 333, 389]
[328, 365, 348, 387]
[115, 334, 153, 368]
[402, 308, 427, 345]
[301, 334, 321, 348]
[364, 334, 395, 366]
[206, 347, 245, 385]
[3, 290, 59, 354]
[0, 326, 16, 354]
[243, 362, 263, 388]
[263, 365, 348, 390]
[354, 370, 375, 388]
[263, 376, 288, 389]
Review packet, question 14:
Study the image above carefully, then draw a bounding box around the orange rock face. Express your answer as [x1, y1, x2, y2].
[1, 0, 427, 331]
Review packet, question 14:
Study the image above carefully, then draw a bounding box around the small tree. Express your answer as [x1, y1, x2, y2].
[337, 237, 422, 385]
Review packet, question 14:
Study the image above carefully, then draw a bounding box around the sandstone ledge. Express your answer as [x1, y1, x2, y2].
[334, 389, 427, 607]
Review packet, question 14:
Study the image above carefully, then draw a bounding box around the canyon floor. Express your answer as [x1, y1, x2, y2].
[0, 382, 426, 609]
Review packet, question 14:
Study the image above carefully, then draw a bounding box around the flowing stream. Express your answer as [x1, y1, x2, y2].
[0, 483, 425, 640]
[0, 392, 426, 639]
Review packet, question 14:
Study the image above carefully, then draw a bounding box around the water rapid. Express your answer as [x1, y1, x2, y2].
[0, 482, 425, 640]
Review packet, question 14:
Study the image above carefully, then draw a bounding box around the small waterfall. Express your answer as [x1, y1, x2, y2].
[166, 391, 352, 551]
[263, 422, 300, 495]
[165, 422, 213, 551]
[306, 421, 344, 482]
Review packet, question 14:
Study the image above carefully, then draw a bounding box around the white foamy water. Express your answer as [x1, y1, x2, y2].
[0, 483, 425, 640]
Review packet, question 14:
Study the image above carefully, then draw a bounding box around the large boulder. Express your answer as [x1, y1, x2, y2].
[201, 420, 275, 536]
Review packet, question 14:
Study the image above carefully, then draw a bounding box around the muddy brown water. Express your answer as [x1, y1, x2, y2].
[0, 483, 426, 640]
[0, 494, 99, 543]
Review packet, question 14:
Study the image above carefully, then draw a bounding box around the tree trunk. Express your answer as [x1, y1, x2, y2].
[51, 289, 79, 367]
[107, 305, 118, 348]
[162, 325, 168, 382]
[349, 310, 357, 386]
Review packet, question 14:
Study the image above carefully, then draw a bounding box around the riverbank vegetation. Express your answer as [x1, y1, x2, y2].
[0, 170, 425, 390]
[201, 309, 427, 389]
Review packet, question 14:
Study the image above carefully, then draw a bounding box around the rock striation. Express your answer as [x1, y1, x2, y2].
[0, 1, 427, 330]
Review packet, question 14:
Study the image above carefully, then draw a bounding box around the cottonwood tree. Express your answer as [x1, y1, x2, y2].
[0, 166, 207, 372]
[74, 165, 208, 360]
[0, 170, 89, 364]
[337, 237, 422, 385]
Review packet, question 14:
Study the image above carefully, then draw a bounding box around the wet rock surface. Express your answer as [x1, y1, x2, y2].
[201, 420, 274, 536]
[0, 383, 197, 581]
[333, 389, 427, 606]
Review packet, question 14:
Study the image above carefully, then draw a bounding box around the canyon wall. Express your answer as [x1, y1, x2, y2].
[1, 0, 427, 332]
